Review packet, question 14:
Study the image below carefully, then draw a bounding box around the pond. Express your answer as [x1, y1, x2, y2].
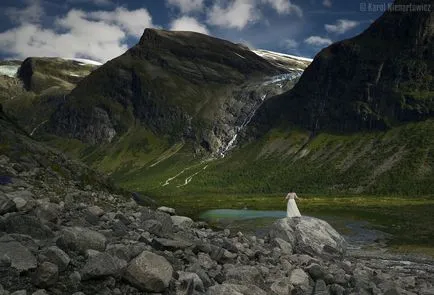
[200, 209, 391, 251]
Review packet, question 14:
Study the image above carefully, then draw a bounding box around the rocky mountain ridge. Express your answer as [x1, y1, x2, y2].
[251, 0, 433, 134]
[45, 29, 309, 153]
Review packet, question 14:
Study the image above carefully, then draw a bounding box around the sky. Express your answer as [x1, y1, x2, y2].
[0, 0, 393, 62]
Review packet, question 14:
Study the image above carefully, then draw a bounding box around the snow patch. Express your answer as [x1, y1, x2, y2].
[64, 58, 103, 66]
[253, 49, 313, 62]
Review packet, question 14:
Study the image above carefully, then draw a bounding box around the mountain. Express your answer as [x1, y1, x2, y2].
[252, 0, 433, 133]
[0, 57, 99, 135]
[47, 29, 308, 153]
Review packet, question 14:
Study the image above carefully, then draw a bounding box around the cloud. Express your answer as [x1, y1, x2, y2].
[88, 7, 154, 37]
[167, 0, 204, 13]
[304, 36, 333, 47]
[0, 3, 156, 62]
[170, 16, 209, 34]
[66, 0, 113, 6]
[281, 39, 299, 50]
[325, 19, 359, 34]
[261, 0, 303, 17]
[206, 0, 259, 30]
[4, 0, 44, 24]
[322, 0, 332, 8]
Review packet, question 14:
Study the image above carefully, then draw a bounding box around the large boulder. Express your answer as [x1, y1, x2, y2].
[269, 216, 347, 258]
[0, 195, 16, 215]
[123, 251, 173, 292]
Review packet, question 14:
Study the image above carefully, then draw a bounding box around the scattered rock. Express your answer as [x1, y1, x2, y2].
[207, 283, 267, 295]
[0, 195, 16, 215]
[171, 215, 194, 229]
[151, 237, 193, 251]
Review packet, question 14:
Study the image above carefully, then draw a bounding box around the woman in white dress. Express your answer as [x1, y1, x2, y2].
[285, 191, 301, 217]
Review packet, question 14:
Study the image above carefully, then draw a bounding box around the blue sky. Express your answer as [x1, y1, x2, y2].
[0, 0, 393, 62]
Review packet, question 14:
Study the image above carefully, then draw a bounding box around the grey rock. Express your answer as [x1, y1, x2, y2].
[34, 202, 60, 222]
[329, 284, 345, 295]
[142, 219, 163, 235]
[123, 250, 173, 292]
[226, 265, 263, 286]
[32, 290, 49, 295]
[69, 271, 81, 285]
[186, 263, 213, 288]
[289, 268, 310, 292]
[270, 277, 293, 295]
[157, 206, 176, 215]
[0, 195, 16, 215]
[313, 280, 329, 295]
[106, 243, 147, 261]
[171, 215, 194, 229]
[308, 263, 326, 281]
[81, 250, 126, 280]
[40, 246, 70, 271]
[33, 262, 58, 288]
[57, 227, 107, 253]
[87, 205, 104, 217]
[178, 271, 204, 291]
[0, 215, 53, 239]
[269, 216, 347, 258]
[0, 234, 37, 271]
[111, 220, 128, 237]
[272, 238, 293, 255]
[151, 237, 193, 251]
[206, 283, 267, 295]
[140, 208, 173, 235]
[11, 291, 26, 295]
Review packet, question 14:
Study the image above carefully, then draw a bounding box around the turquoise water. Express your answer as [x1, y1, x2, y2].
[200, 209, 287, 221]
[199, 209, 390, 249]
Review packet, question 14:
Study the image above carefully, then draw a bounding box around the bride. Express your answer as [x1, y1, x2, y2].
[285, 191, 301, 217]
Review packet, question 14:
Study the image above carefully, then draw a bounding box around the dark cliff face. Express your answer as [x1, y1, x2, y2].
[47, 29, 287, 148]
[253, 0, 433, 133]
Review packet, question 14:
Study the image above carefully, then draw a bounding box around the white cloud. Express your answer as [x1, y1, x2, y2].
[282, 38, 299, 50]
[170, 16, 209, 34]
[261, 0, 303, 17]
[325, 19, 359, 35]
[0, 3, 156, 62]
[66, 0, 113, 6]
[89, 7, 154, 37]
[304, 36, 333, 47]
[206, 0, 259, 30]
[167, 0, 204, 13]
[322, 0, 332, 8]
[5, 0, 44, 24]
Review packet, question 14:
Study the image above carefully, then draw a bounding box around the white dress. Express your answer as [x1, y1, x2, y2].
[286, 192, 301, 217]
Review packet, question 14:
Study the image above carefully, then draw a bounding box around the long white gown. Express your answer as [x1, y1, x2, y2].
[286, 192, 301, 217]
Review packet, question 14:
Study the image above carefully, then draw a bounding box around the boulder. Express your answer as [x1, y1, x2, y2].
[33, 262, 58, 288]
[157, 206, 176, 215]
[269, 216, 347, 258]
[35, 202, 60, 222]
[171, 215, 194, 229]
[225, 265, 263, 286]
[57, 227, 107, 253]
[0, 195, 16, 215]
[123, 251, 173, 292]
[272, 238, 293, 255]
[270, 277, 293, 295]
[289, 268, 310, 292]
[0, 234, 37, 271]
[206, 283, 267, 295]
[81, 250, 126, 280]
[151, 238, 193, 251]
[178, 271, 204, 292]
[0, 215, 54, 239]
[40, 246, 70, 271]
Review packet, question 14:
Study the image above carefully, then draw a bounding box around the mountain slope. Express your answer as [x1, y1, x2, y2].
[252, 0, 433, 133]
[47, 29, 306, 153]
